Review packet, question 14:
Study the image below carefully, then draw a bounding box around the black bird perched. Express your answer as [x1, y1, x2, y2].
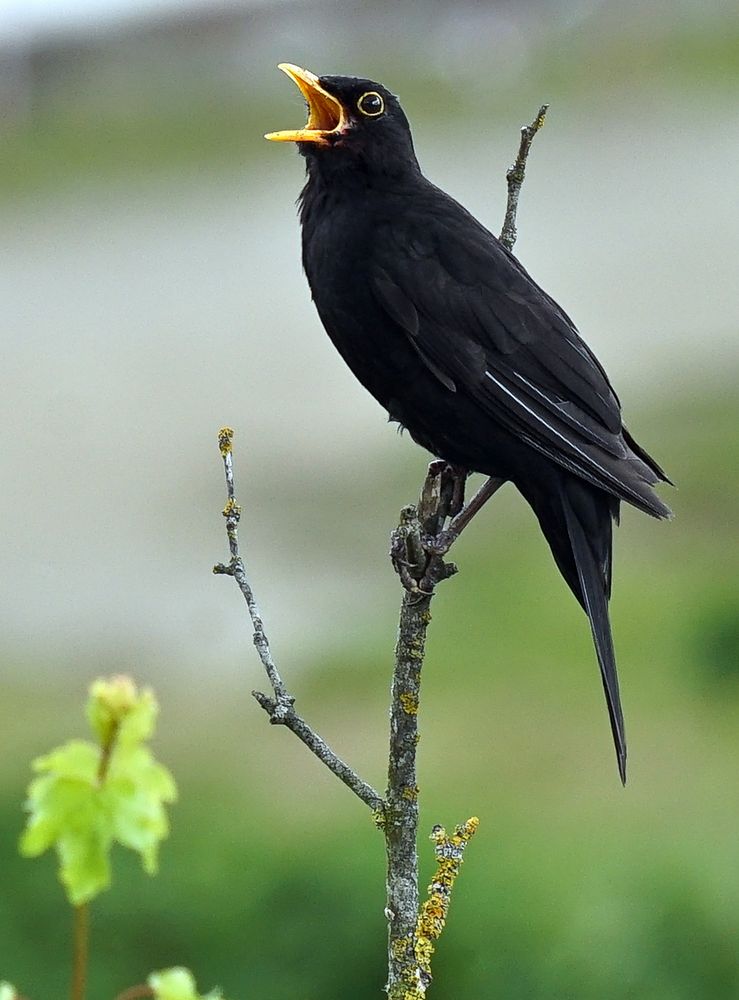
[266, 64, 672, 783]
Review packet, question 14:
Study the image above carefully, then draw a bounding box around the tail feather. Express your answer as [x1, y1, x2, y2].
[560, 483, 626, 784]
[519, 472, 627, 783]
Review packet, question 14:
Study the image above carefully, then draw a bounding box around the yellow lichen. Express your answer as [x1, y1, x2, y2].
[222, 497, 241, 517]
[399, 692, 418, 715]
[402, 785, 419, 802]
[391, 935, 412, 961]
[218, 427, 234, 456]
[411, 817, 480, 982]
[372, 806, 387, 830]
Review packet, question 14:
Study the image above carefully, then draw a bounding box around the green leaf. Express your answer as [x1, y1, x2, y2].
[19, 677, 176, 905]
[105, 744, 177, 874]
[147, 967, 231, 1000]
[56, 809, 113, 904]
[31, 739, 100, 782]
[20, 743, 100, 857]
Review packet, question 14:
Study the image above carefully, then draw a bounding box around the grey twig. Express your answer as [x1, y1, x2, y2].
[500, 103, 549, 253]
[214, 427, 384, 814]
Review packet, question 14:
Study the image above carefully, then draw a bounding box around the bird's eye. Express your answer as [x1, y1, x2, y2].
[357, 91, 385, 118]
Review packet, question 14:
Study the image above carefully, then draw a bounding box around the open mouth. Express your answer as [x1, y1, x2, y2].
[265, 64, 347, 145]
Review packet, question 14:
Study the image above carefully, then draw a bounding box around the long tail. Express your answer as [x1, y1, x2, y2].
[518, 471, 627, 783]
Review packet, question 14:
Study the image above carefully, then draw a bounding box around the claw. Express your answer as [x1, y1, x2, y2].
[422, 529, 457, 557]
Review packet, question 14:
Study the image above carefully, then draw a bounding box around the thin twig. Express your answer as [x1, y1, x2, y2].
[500, 103, 549, 253]
[214, 427, 288, 704]
[214, 428, 384, 814]
[410, 818, 480, 995]
[252, 690, 384, 811]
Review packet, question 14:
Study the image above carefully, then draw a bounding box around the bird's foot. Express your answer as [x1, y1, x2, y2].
[391, 504, 458, 597]
[422, 528, 457, 557]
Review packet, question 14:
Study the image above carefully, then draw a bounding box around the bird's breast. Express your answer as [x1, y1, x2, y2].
[301, 190, 417, 399]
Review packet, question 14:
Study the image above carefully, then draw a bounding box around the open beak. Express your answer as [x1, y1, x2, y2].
[265, 63, 347, 145]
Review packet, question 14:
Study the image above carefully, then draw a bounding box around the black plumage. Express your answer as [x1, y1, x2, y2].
[266, 65, 672, 782]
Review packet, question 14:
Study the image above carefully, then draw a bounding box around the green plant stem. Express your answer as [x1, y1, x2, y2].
[69, 720, 119, 1000]
[70, 903, 89, 1000]
[112, 986, 155, 1000]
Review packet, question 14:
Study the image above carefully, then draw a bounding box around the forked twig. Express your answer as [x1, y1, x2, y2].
[500, 103, 549, 253]
[213, 428, 384, 814]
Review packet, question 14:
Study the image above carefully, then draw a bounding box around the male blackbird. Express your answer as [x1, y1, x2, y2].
[266, 64, 671, 782]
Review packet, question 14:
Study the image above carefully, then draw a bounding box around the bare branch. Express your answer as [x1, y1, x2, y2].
[500, 103, 549, 253]
[410, 818, 480, 995]
[214, 427, 288, 703]
[214, 428, 384, 814]
[385, 463, 462, 997]
[252, 690, 384, 812]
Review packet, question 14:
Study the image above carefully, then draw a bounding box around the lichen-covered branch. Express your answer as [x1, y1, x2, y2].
[384, 582, 427, 992]
[500, 103, 549, 253]
[410, 818, 480, 996]
[385, 464, 464, 998]
[214, 428, 384, 814]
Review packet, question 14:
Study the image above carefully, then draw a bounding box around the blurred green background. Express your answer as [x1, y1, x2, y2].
[1, 0, 738, 996]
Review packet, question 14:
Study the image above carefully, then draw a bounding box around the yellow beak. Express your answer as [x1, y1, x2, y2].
[265, 63, 347, 145]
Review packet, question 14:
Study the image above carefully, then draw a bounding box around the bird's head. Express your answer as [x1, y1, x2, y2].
[265, 64, 418, 179]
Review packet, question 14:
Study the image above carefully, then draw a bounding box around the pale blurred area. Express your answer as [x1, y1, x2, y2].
[2, 0, 737, 687]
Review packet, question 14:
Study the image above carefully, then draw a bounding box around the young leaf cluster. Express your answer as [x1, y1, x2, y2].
[148, 967, 233, 1000]
[19, 676, 177, 906]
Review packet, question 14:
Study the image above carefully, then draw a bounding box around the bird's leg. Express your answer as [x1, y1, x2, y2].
[423, 475, 506, 556]
[448, 475, 506, 536]
[391, 463, 461, 595]
[448, 465, 469, 518]
[393, 466, 506, 591]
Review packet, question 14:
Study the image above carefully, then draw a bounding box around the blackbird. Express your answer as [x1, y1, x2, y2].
[266, 64, 672, 782]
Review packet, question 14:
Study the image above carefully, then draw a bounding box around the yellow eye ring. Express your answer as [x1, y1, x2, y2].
[357, 91, 385, 117]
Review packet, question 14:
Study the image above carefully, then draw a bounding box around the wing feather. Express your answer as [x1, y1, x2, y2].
[370, 197, 667, 510]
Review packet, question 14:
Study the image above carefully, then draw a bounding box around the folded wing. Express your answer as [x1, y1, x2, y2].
[371, 202, 671, 518]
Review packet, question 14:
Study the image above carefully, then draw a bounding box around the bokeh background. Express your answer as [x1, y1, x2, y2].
[1, 0, 738, 996]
